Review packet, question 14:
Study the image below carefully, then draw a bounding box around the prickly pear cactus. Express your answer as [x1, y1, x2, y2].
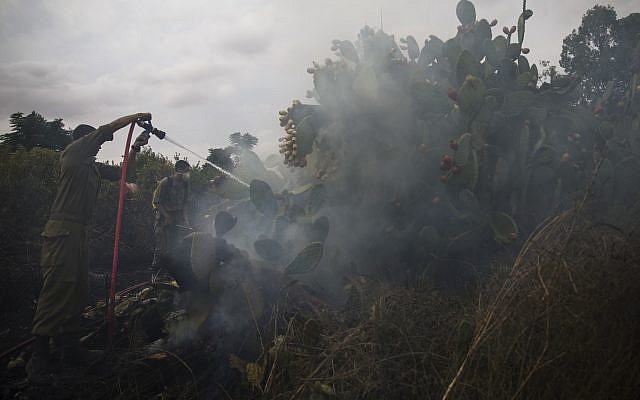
[272, 0, 639, 278]
[284, 242, 324, 275]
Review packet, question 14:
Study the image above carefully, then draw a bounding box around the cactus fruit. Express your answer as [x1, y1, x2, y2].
[521, 48, 530, 54]
[441, 154, 454, 171]
[447, 88, 458, 101]
[490, 19, 498, 27]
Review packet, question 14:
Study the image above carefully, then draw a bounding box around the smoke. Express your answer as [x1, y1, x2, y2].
[158, 0, 640, 353]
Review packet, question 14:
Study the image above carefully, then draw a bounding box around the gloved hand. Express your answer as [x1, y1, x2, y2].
[131, 131, 151, 152]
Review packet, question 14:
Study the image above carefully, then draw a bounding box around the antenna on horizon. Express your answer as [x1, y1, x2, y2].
[380, 8, 384, 31]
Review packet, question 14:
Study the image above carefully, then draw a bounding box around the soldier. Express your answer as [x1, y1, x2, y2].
[27, 113, 152, 385]
[152, 159, 191, 271]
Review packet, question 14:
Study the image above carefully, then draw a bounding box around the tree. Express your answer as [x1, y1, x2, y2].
[206, 147, 234, 171]
[228, 132, 258, 150]
[206, 132, 259, 172]
[0, 111, 72, 151]
[560, 6, 640, 103]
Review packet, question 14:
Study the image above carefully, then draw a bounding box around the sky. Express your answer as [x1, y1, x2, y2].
[1, 0, 638, 162]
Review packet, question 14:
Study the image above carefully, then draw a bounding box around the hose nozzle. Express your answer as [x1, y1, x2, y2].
[136, 119, 165, 139]
[151, 128, 166, 140]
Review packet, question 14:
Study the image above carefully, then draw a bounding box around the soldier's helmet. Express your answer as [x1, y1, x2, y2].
[175, 160, 191, 173]
[72, 124, 96, 141]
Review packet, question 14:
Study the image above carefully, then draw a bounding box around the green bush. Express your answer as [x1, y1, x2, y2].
[0, 146, 60, 256]
[0, 146, 220, 267]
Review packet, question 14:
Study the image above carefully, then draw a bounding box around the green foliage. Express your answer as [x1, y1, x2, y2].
[0, 111, 71, 151]
[560, 6, 640, 103]
[250, 179, 278, 217]
[254, 238, 285, 261]
[0, 146, 60, 248]
[283, 241, 324, 275]
[214, 211, 237, 237]
[274, 0, 640, 279]
[206, 147, 234, 171]
[229, 132, 258, 150]
[0, 145, 221, 265]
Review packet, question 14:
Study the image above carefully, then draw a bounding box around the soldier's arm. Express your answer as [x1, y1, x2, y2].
[153, 179, 173, 223]
[62, 113, 151, 166]
[183, 181, 191, 226]
[124, 131, 151, 182]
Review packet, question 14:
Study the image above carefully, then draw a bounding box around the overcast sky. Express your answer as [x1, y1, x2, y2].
[1, 0, 637, 162]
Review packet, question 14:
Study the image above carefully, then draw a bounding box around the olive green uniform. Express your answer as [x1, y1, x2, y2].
[32, 126, 117, 336]
[152, 176, 190, 267]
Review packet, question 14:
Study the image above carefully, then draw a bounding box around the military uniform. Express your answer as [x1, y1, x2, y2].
[32, 125, 117, 336]
[152, 175, 190, 267]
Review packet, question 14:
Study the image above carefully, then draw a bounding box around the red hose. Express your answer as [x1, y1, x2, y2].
[1, 279, 176, 361]
[106, 122, 135, 344]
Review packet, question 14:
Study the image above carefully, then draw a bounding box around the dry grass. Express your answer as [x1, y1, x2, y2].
[241, 202, 640, 400]
[6, 204, 639, 400]
[443, 202, 640, 400]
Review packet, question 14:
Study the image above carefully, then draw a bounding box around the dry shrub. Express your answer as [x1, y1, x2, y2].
[444, 202, 640, 400]
[244, 281, 465, 400]
[247, 201, 640, 400]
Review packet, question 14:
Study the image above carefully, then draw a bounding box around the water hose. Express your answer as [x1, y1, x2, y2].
[106, 121, 135, 344]
[0, 279, 174, 361]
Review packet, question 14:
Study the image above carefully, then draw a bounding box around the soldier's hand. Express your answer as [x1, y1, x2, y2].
[132, 131, 151, 152]
[135, 113, 152, 122]
[125, 182, 139, 193]
[110, 113, 152, 132]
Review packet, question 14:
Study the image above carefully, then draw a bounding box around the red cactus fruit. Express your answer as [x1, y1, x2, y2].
[447, 88, 458, 102]
[440, 154, 454, 171]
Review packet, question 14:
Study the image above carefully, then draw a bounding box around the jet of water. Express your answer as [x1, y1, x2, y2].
[162, 135, 250, 187]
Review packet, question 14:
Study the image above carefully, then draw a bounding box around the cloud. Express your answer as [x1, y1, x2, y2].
[1, 0, 638, 163]
[0, 62, 75, 89]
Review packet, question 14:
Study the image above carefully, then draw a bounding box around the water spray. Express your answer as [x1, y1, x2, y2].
[107, 119, 251, 345]
[136, 120, 250, 187]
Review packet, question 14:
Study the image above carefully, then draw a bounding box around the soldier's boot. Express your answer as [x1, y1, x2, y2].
[26, 336, 54, 386]
[55, 335, 104, 366]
